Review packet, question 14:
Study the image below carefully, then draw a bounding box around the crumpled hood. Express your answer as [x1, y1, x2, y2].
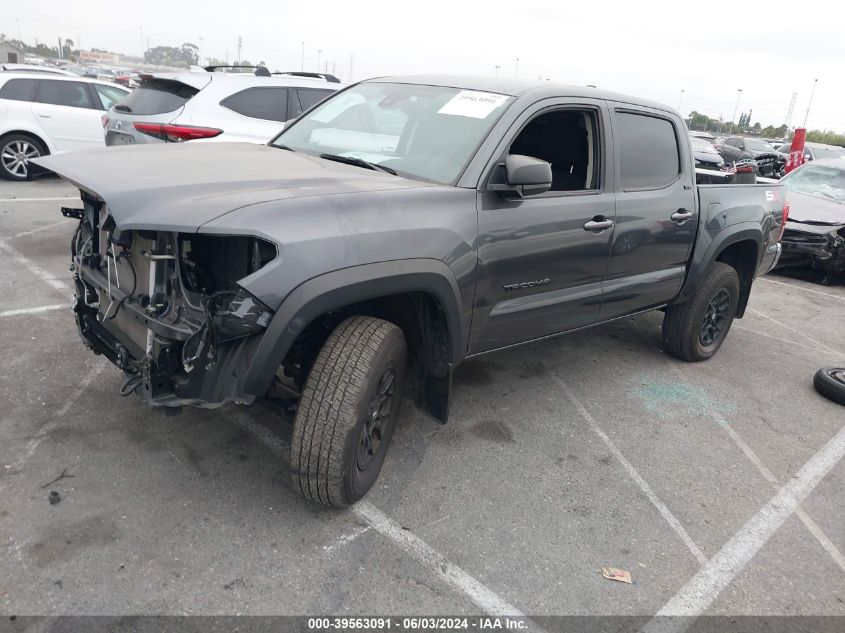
[784, 190, 845, 226]
[34, 142, 430, 232]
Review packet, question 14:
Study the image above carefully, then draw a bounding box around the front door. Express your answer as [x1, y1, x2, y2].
[470, 100, 616, 354]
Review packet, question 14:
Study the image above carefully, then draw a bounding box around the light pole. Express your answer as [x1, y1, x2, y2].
[514, 57, 519, 78]
[678, 89, 685, 112]
[729, 88, 742, 134]
[494, 65, 501, 76]
[301, 42, 305, 71]
[802, 78, 818, 128]
[316, 49, 322, 73]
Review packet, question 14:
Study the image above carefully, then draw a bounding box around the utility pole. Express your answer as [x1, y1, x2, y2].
[802, 79, 818, 128]
[785, 92, 797, 128]
[348, 53, 354, 83]
[16, 18, 21, 42]
[317, 49, 322, 73]
[301, 42, 305, 71]
[237, 36, 242, 64]
[494, 65, 501, 76]
[140, 27, 144, 57]
[57, 36, 63, 59]
[728, 88, 742, 134]
[514, 57, 519, 78]
[678, 89, 685, 112]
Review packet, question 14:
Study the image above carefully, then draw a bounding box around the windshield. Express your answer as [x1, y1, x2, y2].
[745, 138, 775, 152]
[783, 164, 845, 204]
[691, 138, 717, 153]
[810, 146, 845, 160]
[271, 82, 513, 184]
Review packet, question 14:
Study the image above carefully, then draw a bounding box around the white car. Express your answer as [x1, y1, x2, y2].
[104, 68, 342, 146]
[0, 72, 129, 180]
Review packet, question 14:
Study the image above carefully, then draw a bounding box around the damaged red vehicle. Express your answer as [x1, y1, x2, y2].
[777, 159, 845, 283]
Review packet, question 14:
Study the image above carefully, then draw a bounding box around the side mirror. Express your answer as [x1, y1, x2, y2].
[490, 154, 552, 198]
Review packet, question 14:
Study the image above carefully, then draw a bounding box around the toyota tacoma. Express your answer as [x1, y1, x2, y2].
[36, 75, 787, 507]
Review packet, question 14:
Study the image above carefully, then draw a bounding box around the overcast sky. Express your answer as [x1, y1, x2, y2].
[4, 0, 843, 131]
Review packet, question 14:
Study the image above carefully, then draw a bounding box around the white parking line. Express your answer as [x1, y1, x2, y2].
[733, 324, 845, 360]
[644, 424, 845, 631]
[354, 502, 528, 617]
[761, 277, 845, 302]
[2, 361, 104, 483]
[231, 414, 530, 619]
[747, 307, 841, 358]
[552, 374, 709, 566]
[0, 238, 68, 292]
[0, 197, 77, 202]
[13, 219, 74, 239]
[661, 355, 845, 574]
[0, 304, 65, 317]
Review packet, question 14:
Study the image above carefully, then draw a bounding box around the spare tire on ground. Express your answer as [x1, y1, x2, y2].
[813, 368, 845, 406]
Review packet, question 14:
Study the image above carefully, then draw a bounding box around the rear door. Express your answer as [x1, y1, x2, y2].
[599, 105, 696, 320]
[216, 86, 289, 143]
[31, 79, 104, 152]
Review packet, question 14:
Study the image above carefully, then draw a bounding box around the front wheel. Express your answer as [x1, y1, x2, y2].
[290, 316, 407, 507]
[662, 261, 740, 362]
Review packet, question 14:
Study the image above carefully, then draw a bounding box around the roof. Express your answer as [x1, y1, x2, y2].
[0, 39, 26, 53]
[365, 74, 677, 114]
[0, 71, 129, 89]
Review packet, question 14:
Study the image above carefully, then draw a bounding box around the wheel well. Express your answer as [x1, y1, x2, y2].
[716, 239, 758, 317]
[279, 291, 452, 422]
[0, 130, 50, 154]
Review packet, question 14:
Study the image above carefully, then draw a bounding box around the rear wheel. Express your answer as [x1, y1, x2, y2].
[0, 134, 46, 181]
[663, 261, 740, 362]
[813, 368, 845, 406]
[290, 316, 407, 507]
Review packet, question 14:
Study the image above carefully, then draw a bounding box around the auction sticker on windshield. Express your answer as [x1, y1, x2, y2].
[437, 90, 509, 118]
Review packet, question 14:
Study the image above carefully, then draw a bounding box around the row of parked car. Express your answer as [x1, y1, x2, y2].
[689, 129, 845, 179]
[0, 65, 341, 180]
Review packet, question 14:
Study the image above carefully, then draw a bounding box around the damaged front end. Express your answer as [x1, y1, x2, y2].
[65, 195, 276, 410]
[779, 222, 845, 280]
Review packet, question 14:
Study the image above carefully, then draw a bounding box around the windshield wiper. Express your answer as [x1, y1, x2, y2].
[319, 153, 397, 175]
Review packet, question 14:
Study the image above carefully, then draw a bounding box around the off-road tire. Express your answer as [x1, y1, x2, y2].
[813, 368, 845, 406]
[0, 133, 47, 181]
[290, 316, 407, 507]
[663, 261, 740, 362]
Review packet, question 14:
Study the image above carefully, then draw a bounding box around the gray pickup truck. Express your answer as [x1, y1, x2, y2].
[38, 75, 786, 507]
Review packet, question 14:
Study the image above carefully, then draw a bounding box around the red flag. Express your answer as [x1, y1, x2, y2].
[784, 128, 807, 174]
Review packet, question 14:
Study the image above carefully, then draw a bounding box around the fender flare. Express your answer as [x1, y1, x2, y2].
[243, 259, 465, 397]
[676, 224, 762, 304]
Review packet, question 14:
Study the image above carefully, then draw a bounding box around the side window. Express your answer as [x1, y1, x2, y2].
[94, 84, 128, 110]
[220, 87, 288, 122]
[507, 109, 599, 192]
[725, 137, 740, 147]
[34, 80, 95, 109]
[0, 78, 37, 101]
[617, 111, 680, 190]
[294, 88, 332, 117]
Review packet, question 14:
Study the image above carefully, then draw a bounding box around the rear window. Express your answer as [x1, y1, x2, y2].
[220, 87, 288, 122]
[617, 111, 680, 190]
[0, 78, 37, 101]
[293, 88, 333, 117]
[117, 78, 198, 115]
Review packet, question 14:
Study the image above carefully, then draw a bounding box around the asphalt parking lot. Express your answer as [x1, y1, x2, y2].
[1, 177, 843, 621]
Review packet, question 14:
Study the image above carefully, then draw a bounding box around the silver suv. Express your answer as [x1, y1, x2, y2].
[104, 67, 342, 146]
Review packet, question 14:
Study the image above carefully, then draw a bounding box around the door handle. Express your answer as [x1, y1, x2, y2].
[37, 113, 52, 118]
[583, 217, 614, 232]
[671, 209, 693, 223]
